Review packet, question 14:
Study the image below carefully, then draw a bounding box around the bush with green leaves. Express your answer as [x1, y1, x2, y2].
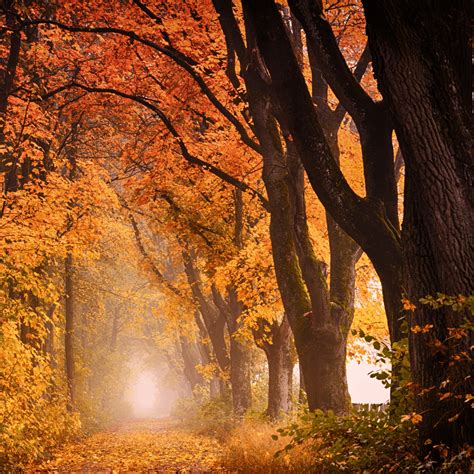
[274, 408, 470, 472]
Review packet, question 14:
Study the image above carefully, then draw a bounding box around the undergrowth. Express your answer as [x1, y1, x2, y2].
[175, 395, 472, 472]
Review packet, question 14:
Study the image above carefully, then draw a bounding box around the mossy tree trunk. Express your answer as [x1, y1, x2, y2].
[212, 0, 361, 414]
[260, 315, 294, 419]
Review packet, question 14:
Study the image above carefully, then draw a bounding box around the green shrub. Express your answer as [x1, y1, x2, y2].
[276, 409, 471, 472]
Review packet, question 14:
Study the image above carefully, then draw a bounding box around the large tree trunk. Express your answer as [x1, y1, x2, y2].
[251, 100, 350, 413]
[64, 253, 75, 410]
[262, 316, 294, 419]
[252, 101, 314, 408]
[286, 142, 354, 413]
[213, 286, 252, 416]
[214, 0, 357, 414]
[363, 0, 472, 452]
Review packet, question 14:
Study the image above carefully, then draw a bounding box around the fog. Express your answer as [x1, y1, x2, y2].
[127, 371, 158, 418]
[125, 361, 183, 419]
[125, 356, 389, 420]
[347, 359, 389, 404]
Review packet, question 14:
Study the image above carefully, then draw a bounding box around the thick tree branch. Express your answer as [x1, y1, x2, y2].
[212, 0, 247, 62]
[289, 0, 375, 126]
[288, 1, 399, 229]
[333, 41, 371, 126]
[243, 0, 401, 271]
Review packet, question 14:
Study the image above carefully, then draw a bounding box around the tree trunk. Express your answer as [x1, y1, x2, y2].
[214, 286, 252, 416]
[263, 316, 294, 419]
[252, 102, 315, 407]
[179, 336, 205, 392]
[42, 307, 56, 368]
[298, 364, 306, 404]
[194, 312, 223, 398]
[363, 0, 473, 452]
[286, 142, 354, 413]
[214, 0, 357, 414]
[0, 1, 21, 199]
[65, 253, 75, 410]
[228, 336, 252, 416]
[182, 249, 231, 375]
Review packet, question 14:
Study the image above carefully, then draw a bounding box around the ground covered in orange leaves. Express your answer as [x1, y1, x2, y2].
[29, 419, 226, 473]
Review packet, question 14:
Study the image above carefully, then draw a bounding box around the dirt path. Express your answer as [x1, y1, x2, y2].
[30, 419, 228, 473]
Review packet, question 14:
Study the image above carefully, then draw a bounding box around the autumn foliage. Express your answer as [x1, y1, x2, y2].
[0, 0, 471, 471]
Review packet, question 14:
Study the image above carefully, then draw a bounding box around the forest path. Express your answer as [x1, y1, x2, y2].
[31, 418, 227, 473]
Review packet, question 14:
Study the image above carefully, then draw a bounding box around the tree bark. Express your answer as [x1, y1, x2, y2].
[250, 99, 318, 408]
[243, 0, 404, 352]
[261, 316, 294, 419]
[285, 142, 354, 413]
[228, 334, 252, 415]
[362, 0, 473, 452]
[213, 285, 252, 416]
[194, 311, 223, 398]
[298, 363, 306, 404]
[224, 190, 253, 415]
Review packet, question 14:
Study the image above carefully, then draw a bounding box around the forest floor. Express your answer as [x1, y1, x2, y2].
[29, 418, 228, 473]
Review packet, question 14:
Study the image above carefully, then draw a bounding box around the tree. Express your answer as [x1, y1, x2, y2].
[362, 0, 472, 452]
[242, 0, 403, 349]
[213, 0, 367, 413]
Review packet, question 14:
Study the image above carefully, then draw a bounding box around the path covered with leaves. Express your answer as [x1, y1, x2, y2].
[30, 419, 226, 473]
